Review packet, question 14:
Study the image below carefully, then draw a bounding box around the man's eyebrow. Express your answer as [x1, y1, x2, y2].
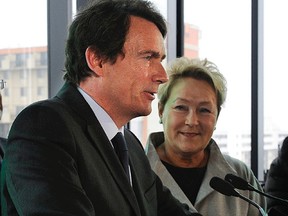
[139, 50, 166, 60]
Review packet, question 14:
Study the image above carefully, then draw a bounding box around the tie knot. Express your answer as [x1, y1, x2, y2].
[111, 132, 128, 152]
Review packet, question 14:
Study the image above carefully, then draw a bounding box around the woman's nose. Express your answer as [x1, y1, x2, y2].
[185, 111, 198, 126]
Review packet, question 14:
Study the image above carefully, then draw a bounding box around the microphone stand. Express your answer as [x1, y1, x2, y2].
[236, 192, 268, 216]
[210, 176, 268, 216]
[226, 173, 288, 206]
[249, 185, 288, 206]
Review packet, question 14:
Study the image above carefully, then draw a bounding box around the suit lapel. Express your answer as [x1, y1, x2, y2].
[87, 125, 140, 215]
[56, 83, 140, 215]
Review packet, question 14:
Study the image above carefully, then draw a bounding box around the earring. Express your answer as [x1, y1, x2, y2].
[159, 118, 163, 124]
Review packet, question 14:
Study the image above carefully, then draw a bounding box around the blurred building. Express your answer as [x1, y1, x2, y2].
[0, 46, 48, 137]
[0, 24, 285, 171]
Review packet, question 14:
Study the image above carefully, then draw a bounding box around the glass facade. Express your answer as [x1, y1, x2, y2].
[183, 0, 252, 167]
[263, 0, 288, 171]
[0, 0, 48, 138]
[1, 0, 287, 181]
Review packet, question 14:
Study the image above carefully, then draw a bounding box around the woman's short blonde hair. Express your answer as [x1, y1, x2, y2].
[158, 57, 227, 115]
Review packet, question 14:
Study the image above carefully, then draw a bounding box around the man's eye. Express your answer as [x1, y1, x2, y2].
[145, 55, 152, 60]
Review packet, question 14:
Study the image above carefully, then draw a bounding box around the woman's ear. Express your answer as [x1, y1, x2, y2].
[216, 107, 221, 120]
[85, 47, 103, 76]
[158, 102, 164, 123]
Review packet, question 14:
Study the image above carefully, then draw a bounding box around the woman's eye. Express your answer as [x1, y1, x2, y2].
[200, 107, 211, 113]
[174, 105, 188, 111]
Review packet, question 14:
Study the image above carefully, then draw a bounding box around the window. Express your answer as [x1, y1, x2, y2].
[15, 53, 26, 68]
[37, 86, 45, 97]
[37, 69, 46, 79]
[129, 0, 169, 147]
[0, 55, 6, 68]
[183, 0, 252, 166]
[0, 0, 48, 138]
[40, 52, 48, 66]
[20, 70, 28, 80]
[20, 87, 27, 97]
[2, 70, 9, 80]
[263, 0, 288, 171]
[1, 0, 284, 181]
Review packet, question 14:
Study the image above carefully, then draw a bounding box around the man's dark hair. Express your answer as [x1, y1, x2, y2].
[64, 0, 167, 84]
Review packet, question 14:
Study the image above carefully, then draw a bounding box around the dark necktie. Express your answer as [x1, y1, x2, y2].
[111, 132, 130, 183]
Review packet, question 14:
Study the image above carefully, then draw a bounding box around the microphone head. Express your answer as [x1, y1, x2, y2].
[225, 173, 250, 190]
[209, 176, 239, 197]
[211, 177, 268, 216]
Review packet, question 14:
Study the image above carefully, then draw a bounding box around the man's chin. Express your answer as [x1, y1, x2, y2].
[134, 107, 152, 118]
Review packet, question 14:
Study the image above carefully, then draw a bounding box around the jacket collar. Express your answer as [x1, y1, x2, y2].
[146, 132, 238, 209]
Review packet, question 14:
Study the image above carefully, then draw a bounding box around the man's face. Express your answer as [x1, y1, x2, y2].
[101, 16, 168, 124]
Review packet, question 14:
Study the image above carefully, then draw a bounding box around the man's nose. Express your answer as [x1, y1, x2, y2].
[153, 63, 168, 84]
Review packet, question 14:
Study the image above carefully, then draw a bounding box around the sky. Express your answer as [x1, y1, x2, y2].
[0, 0, 47, 49]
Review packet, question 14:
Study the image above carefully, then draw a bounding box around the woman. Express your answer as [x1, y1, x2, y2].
[146, 57, 266, 215]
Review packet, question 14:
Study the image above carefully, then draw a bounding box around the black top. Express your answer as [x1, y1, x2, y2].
[162, 160, 207, 205]
[265, 136, 288, 215]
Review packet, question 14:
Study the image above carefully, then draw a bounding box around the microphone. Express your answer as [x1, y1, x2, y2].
[225, 173, 288, 206]
[210, 176, 267, 216]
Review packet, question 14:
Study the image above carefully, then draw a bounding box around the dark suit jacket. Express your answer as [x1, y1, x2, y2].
[0, 136, 7, 215]
[1, 82, 191, 216]
[0, 137, 6, 168]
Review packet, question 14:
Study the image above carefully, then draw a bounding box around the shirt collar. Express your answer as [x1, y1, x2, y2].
[78, 87, 124, 140]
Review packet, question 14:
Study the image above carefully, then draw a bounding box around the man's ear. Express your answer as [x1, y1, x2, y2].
[85, 46, 103, 76]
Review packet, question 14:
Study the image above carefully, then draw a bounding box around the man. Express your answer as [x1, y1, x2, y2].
[1, 1, 198, 215]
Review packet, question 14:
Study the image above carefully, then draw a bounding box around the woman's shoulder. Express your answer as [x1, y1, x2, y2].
[222, 154, 255, 180]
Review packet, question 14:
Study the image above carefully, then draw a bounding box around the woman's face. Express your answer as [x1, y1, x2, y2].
[159, 77, 218, 158]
